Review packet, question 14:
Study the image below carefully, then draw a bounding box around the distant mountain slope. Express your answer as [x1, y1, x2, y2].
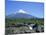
[6, 9, 37, 19]
[6, 13, 37, 19]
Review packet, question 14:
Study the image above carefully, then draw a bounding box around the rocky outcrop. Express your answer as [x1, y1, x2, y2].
[5, 22, 44, 34]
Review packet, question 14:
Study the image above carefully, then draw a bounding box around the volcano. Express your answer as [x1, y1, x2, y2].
[6, 9, 36, 19]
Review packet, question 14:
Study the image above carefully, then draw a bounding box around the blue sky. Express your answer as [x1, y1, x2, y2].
[5, 0, 44, 18]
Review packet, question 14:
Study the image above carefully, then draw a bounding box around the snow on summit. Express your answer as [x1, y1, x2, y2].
[16, 9, 28, 14]
[10, 9, 29, 15]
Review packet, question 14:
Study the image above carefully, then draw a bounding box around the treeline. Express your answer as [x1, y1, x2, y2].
[5, 18, 44, 27]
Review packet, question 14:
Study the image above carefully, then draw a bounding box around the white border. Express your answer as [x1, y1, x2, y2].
[0, 0, 5, 35]
[0, 0, 45, 35]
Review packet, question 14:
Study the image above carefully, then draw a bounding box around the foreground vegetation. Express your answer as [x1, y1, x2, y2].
[5, 18, 44, 34]
[5, 18, 44, 27]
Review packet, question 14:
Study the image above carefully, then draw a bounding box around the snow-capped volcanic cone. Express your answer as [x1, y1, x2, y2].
[6, 9, 35, 19]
